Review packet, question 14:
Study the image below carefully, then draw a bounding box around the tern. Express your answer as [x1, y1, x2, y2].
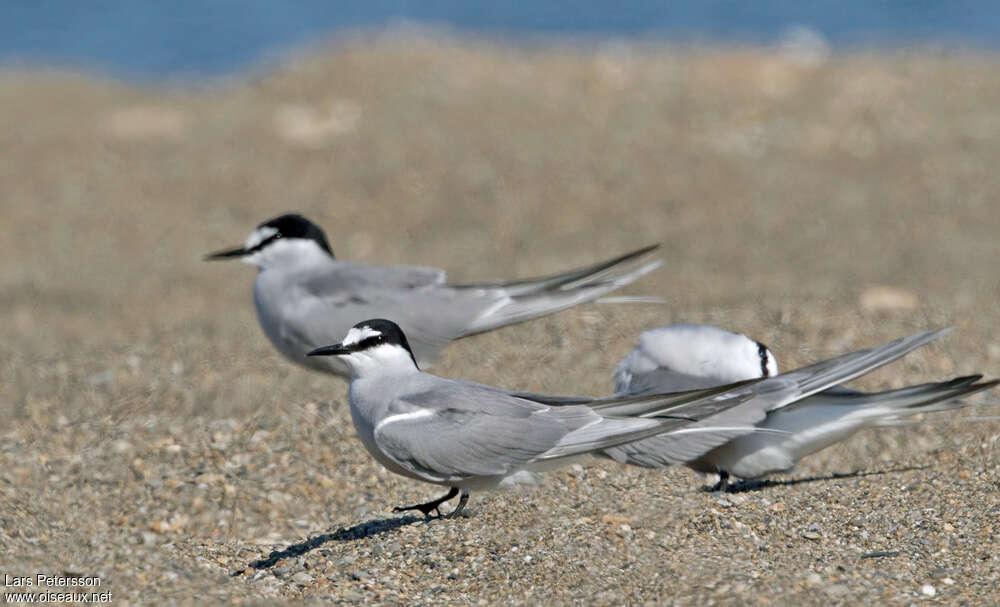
[206, 213, 661, 377]
[611, 324, 997, 491]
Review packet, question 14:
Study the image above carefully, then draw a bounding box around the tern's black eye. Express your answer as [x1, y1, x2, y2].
[355, 334, 385, 350]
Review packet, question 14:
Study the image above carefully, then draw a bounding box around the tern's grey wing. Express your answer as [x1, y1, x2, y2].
[300, 262, 446, 296]
[372, 384, 589, 483]
[602, 329, 951, 466]
[290, 263, 494, 365]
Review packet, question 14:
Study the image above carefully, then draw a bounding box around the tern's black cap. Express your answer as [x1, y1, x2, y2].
[259, 213, 334, 257]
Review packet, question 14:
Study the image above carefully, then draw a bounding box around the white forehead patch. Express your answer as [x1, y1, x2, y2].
[342, 326, 383, 347]
[244, 226, 279, 251]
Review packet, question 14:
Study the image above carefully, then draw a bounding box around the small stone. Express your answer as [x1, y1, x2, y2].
[273, 565, 291, 577]
[824, 584, 849, 597]
[343, 591, 363, 603]
[617, 524, 633, 539]
[921, 584, 936, 597]
[195, 473, 224, 485]
[291, 572, 313, 585]
[802, 531, 822, 541]
[806, 572, 823, 587]
[350, 570, 370, 581]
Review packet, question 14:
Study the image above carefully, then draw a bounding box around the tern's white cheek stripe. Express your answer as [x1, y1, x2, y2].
[343, 326, 383, 347]
[245, 226, 279, 251]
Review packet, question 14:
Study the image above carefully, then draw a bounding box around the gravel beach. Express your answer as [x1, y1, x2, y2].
[1, 33, 999, 605]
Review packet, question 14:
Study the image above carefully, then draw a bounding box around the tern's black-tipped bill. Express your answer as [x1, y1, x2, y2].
[308, 344, 352, 357]
[204, 246, 248, 261]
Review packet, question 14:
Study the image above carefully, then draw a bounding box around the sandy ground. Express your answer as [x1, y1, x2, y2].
[1, 32, 999, 605]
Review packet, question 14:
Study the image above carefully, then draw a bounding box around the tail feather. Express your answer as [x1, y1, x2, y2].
[868, 377, 999, 427]
[459, 246, 662, 335]
[450, 244, 659, 295]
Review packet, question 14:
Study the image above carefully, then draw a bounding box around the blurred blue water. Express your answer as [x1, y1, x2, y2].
[4, 0, 1000, 79]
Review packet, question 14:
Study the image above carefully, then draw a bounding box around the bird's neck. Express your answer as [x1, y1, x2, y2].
[343, 346, 422, 380]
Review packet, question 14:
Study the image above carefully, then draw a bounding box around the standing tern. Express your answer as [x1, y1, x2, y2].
[206, 213, 661, 377]
[611, 324, 998, 490]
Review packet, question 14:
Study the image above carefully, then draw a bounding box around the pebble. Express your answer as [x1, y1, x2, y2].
[350, 570, 371, 581]
[273, 566, 291, 577]
[291, 572, 313, 585]
[824, 584, 849, 597]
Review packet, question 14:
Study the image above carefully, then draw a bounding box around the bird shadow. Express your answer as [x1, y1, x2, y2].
[705, 465, 931, 494]
[233, 515, 424, 575]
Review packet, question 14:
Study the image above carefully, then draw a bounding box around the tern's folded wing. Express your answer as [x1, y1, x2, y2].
[372, 386, 585, 483]
[301, 262, 447, 295]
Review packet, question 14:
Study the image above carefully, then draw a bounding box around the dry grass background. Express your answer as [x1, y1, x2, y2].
[1, 31, 999, 605]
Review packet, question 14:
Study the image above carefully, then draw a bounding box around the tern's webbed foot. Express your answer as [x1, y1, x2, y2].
[393, 487, 459, 518]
